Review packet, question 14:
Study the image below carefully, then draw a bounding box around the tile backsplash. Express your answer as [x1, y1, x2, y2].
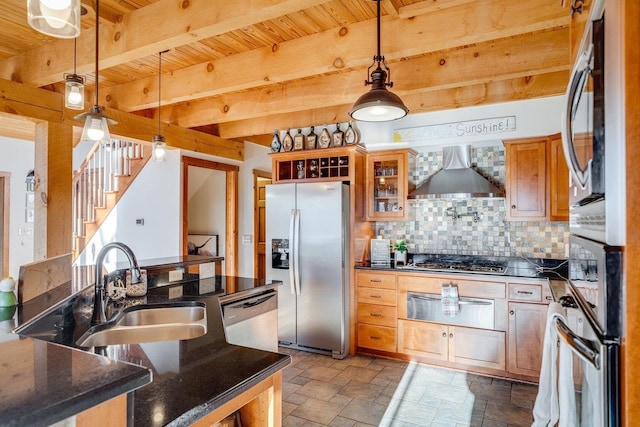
[376, 145, 569, 259]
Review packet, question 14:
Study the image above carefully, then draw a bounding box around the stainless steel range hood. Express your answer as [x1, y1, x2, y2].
[408, 145, 504, 199]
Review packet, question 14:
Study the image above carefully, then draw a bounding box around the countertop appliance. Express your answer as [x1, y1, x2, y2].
[551, 1, 624, 425]
[266, 182, 350, 359]
[221, 289, 279, 352]
[561, 0, 625, 246]
[554, 235, 622, 427]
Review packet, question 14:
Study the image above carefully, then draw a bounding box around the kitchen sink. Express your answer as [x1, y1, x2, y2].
[76, 302, 207, 347]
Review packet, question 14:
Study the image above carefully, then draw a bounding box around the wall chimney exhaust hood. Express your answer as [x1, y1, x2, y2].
[408, 145, 504, 199]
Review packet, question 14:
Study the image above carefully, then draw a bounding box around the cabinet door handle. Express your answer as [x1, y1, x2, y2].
[442, 332, 446, 338]
[511, 205, 516, 209]
[449, 333, 453, 339]
[370, 313, 382, 317]
[510, 310, 515, 315]
[399, 206, 403, 211]
[370, 336, 381, 340]
[517, 290, 533, 295]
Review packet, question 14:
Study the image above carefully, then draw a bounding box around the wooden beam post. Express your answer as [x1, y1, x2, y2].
[33, 122, 73, 260]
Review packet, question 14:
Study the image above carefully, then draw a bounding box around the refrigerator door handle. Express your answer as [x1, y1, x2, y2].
[289, 209, 296, 295]
[293, 209, 301, 295]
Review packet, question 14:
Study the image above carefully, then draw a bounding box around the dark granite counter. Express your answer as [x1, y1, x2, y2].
[8, 276, 290, 427]
[0, 332, 151, 427]
[356, 253, 569, 281]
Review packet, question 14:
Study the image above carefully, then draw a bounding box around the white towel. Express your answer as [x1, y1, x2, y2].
[441, 284, 459, 317]
[532, 302, 566, 427]
[558, 335, 577, 427]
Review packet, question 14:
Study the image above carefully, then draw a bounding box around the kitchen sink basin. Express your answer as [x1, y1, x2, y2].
[76, 302, 207, 347]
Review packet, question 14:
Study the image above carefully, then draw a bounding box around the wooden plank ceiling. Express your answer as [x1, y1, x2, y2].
[0, 0, 571, 147]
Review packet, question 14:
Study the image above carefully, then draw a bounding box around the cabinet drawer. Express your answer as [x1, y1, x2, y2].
[357, 324, 396, 352]
[356, 271, 396, 289]
[357, 303, 397, 327]
[357, 287, 396, 306]
[508, 284, 542, 302]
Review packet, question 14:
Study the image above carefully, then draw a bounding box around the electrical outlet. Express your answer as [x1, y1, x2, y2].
[242, 235, 252, 245]
[199, 262, 215, 279]
[168, 269, 184, 282]
[135, 218, 144, 226]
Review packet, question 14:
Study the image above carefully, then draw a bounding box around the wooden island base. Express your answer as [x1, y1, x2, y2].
[192, 371, 283, 427]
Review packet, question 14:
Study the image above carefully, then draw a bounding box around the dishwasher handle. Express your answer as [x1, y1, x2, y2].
[409, 293, 493, 306]
[222, 291, 278, 326]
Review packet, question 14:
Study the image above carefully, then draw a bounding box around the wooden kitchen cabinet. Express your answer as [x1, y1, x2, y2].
[365, 149, 416, 221]
[507, 279, 551, 378]
[505, 138, 547, 220]
[507, 302, 548, 377]
[505, 134, 569, 221]
[356, 270, 397, 353]
[270, 145, 366, 183]
[548, 135, 570, 221]
[398, 319, 506, 370]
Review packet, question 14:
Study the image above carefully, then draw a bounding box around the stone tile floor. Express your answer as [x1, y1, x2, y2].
[280, 348, 537, 427]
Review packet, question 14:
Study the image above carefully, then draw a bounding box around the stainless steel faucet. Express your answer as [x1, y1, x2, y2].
[91, 242, 142, 326]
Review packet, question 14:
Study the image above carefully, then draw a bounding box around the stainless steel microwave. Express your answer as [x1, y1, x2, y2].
[561, 0, 608, 242]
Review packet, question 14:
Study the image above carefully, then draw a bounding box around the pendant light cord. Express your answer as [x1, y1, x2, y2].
[73, 38, 77, 74]
[94, 0, 100, 106]
[158, 51, 162, 135]
[376, 0, 381, 62]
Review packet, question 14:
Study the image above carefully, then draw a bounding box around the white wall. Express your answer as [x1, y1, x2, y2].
[237, 143, 271, 277]
[356, 96, 565, 151]
[76, 149, 181, 267]
[187, 167, 226, 257]
[0, 136, 35, 278]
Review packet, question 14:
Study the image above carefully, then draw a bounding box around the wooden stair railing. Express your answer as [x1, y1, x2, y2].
[72, 140, 152, 260]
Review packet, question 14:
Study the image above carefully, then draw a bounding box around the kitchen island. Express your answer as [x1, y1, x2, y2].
[5, 275, 290, 427]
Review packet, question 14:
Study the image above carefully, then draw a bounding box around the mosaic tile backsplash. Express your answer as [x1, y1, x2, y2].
[376, 145, 569, 259]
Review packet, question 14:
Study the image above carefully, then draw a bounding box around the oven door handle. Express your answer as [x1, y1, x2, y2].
[408, 294, 493, 306]
[555, 316, 600, 369]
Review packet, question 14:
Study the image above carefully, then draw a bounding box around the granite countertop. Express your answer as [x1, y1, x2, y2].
[0, 327, 151, 427]
[356, 253, 569, 281]
[7, 276, 290, 427]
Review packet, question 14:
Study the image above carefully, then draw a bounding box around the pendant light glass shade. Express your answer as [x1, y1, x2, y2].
[75, 0, 117, 143]
[64, 73, 85, 110]
[152, 135, 167, 162]
[349, 0, 408, 122]
[27, 0, 81, 39]
[76, 105, 115, 143]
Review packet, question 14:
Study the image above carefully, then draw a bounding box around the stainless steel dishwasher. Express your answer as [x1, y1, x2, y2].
[221, 290, 279, 352]
[407, 291, 495, 330]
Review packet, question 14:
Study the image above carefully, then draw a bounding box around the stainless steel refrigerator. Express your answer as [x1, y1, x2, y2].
[266, 181, 350, 359]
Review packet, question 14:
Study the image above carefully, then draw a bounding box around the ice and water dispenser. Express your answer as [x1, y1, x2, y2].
[271, 239, 289, 269]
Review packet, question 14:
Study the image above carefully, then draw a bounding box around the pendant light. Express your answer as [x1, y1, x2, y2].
[64, 38, 85, 110]
[152, 50, 168, 162]
[27, 0, 81, 39]
[74, 0, 117, 144]
[349, 0, 408, 122]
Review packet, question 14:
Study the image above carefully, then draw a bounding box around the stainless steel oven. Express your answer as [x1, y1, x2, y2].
[556, 234, 623, 426]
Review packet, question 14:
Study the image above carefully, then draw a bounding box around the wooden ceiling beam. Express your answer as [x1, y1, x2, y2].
[160, 28, 569, 128]
[398, 0, 475, 19]
[0, 0, 333, 87]
[0, 78, 242, 160]
[217, 71, 569, 140]
[101, 0, 567, 112]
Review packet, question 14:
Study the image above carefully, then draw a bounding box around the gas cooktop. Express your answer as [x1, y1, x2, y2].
[397, 255, 509, 275]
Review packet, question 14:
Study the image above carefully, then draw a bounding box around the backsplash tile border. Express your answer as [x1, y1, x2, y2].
[376, 145, 569, 259]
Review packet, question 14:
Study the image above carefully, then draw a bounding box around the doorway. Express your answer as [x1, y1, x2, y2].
[0, 173, 8, 277]
[253, 170, 271, 280]
[181, 156, 239, 276]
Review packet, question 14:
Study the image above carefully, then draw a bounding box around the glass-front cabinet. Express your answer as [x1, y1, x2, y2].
[366, 149, 416, 221]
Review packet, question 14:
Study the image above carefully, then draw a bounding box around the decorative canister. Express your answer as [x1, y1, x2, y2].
[126, 269, 148, 297]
